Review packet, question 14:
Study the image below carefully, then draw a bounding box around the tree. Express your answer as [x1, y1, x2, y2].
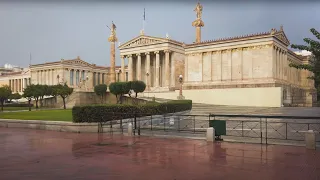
[39, 85, 50, 107]
[0, 85, 12, 111]
[94, 84, 108, 103]
[289, 28, 320, 98]
[9, 93, 22, 102]
[56, 83, 73, 109]
[130, 80, 146, 98]
[33, 84, 42, 109]
[23, 85, 35, 111]
[109, 82, 130, 104]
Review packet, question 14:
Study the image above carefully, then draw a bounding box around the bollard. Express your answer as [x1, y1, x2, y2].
[128, 123, 133, 137]
[305, 130, 316, 150]
[206, 127, 215, 142]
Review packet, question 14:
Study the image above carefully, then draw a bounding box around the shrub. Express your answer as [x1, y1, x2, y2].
[94, 84, 108, 103]
[109, 82, 130, 104]
[72, 99, 192, 123]
[130, 80, 146, 97]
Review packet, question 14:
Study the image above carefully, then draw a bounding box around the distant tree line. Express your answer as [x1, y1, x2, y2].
[0, 83, 73, 112]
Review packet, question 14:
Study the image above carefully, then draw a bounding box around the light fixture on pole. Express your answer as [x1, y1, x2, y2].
[146, 72, 150, 97]
[177, 74, 185, 100]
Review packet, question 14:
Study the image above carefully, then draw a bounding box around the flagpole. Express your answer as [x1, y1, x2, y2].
[143, 8, 145, 32]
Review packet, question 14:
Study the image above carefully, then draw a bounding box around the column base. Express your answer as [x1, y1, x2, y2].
[177, 95, 185, 100]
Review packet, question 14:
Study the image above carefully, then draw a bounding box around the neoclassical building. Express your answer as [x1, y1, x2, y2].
[1, 56, 128, 94]
[119, 2, 316, 107]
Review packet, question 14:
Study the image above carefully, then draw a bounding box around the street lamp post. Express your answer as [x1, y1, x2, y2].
[146, 72, 150, 97]
[177, 74, 185, 100]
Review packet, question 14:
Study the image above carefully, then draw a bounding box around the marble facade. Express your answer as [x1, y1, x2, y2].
[119, 2, 316, 107]
[1, 56, 128, 94]
[119, 34, 185, 91]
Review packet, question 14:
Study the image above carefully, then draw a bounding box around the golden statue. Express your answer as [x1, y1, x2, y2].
[108, 21, 118, 42]
[194, 2, 203, 19]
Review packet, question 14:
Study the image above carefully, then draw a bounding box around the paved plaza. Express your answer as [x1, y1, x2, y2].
[0, 128, 320, 180]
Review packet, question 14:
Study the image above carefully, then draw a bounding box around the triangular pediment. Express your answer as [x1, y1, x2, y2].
[274, 31, 290, 46]
[62, 59, 92, 67]
[119, 35, 167, 49]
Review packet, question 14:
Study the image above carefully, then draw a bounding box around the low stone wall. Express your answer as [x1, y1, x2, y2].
[0, 119, 115, 133]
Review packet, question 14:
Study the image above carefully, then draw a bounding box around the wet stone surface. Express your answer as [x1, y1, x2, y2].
[0, 128, 320, 180]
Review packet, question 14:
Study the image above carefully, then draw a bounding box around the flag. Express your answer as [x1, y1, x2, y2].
[143, 8, 145, 21]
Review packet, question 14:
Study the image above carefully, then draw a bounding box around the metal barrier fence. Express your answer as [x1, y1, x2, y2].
[99, 113, 320, 145]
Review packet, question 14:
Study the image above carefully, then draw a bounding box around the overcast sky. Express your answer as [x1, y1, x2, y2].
[0, 0, 319, 67]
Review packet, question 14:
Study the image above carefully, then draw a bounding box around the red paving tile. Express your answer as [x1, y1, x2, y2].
[0, 127, 320, 180]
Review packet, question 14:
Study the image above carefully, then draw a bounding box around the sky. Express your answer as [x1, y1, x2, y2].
[0, 0, 319, 68]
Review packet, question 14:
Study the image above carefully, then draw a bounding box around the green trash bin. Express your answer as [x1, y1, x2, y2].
[209, 120, 226, 136]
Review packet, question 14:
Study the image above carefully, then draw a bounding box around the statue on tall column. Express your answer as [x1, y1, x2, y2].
[108, 21, 118, 42]
[194, 2, 203, 19]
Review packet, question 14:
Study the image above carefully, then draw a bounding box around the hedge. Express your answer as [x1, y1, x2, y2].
[4, 103, 33, 107]
[72, 100, 192, 123]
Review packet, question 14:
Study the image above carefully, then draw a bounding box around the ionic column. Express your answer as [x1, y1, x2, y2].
[170, 52, 176, 88]
[136, 53, 141, 80]
[120, 55, 125, 81]
[276, 49, 280, 79]
[22, 78, 25, 91]
[164, 50, 171, 87]
[272, 45, 277, 78]
[11, 79, 14, 92]
[128, 55, 133, 81]
[37, 71, 39, 84]
[155, 51, 160, 87]
[145, 52, 151, 87]
[74, 70, 77, 87]
[51, 69, 54, 85]
[280, 49, 283, 80]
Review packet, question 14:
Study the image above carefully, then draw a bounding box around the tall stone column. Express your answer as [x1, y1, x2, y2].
[22, 78, 25, 91]
[170, 52, 176, 88]
[164, 50, 171, 87]
[145, 52, 151, 88]
[272, 45, 277, 78]
[120, 55, 125, 81]
[277, 49, 280, 79]
[155, 51, 160, 87]
[136, 53, 141, 80]
[107, 21, 118, 83]
[128, 55, 133, 81]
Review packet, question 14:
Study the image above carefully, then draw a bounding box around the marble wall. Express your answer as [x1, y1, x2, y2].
[186, 44, 273, 83]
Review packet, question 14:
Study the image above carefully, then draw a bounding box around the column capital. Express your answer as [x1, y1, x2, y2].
[145, 52, 150, 55]
[154, 51, 160, 54]
[126, 54, 132, 58]
[164, 49, 171, 53]
[136, 53, 141, 57]
[120, 55, 125, 59]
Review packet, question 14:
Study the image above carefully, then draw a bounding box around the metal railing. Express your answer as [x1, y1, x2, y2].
[98, 113, 320, 146]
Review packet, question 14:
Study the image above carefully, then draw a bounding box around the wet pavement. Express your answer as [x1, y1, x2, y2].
[1, 128, 320, 180]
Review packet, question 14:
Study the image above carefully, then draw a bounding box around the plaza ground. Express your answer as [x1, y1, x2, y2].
[0, 128, 319, 180]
